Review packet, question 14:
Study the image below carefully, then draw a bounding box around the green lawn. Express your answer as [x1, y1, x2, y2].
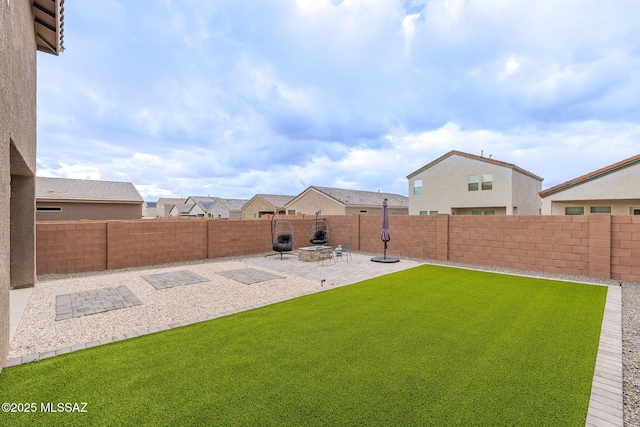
[0, 265, 607, 426]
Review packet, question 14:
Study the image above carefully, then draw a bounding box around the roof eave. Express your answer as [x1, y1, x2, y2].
[33, 0, 64, 56]
[539, 156, 640, 198]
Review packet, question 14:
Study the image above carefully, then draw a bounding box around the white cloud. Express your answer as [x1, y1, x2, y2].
[504, 57, 520, 77]
[34, 0, 640, 201]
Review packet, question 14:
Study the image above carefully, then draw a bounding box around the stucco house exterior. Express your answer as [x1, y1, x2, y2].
[242, 194, 295, 218]
[169, 203, 193, 217]
[407, 150, 543, 216]
[539, 154, 640, 215]
[207, 198, 249, 218]
[36, 177, 144, 221]
[285, 186, 408, 216]
[143, 201, 157, 218]
[1, 0, 64, 371]
[156, 198, 186, 217]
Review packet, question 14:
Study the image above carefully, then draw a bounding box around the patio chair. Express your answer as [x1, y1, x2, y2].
[336, 240, 353, 263]
[310, 216, 329, 245]
[265, 213, 298, 260]
[317, 245, 336, 266]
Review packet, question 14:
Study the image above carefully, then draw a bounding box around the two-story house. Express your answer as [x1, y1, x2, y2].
[539, 154, 640, 215]
[407, 150, 543, 216]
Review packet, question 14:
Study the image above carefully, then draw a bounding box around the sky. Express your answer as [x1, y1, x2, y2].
[36, 0, 640, 201]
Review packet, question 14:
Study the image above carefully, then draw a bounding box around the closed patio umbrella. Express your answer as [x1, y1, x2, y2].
[371, 198, 399, 263]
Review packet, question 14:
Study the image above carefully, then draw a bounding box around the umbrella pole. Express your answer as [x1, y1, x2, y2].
[383, 241, 387, 259]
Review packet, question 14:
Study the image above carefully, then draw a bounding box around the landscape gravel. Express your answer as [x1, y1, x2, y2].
[9, 258, 321, 358]
[623, 283, 640, 426]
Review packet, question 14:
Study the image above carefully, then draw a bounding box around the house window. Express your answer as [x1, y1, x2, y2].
[419, 211, 429, 216]
[565, 207, 584, 215]
[633, 208, 640, 215]
[484, 210, 495, 215]
[359, 210, 367, 213]
[430, 211, 438, 215]
[37, 207, 62, 212]
[468, 175, 479, 191]
[414, 180, 423, 194]
[287, 210, 295, 215]
[481, 174, 493, 190]
[590, 206, 611, 214]
[472, 210, 481, 215]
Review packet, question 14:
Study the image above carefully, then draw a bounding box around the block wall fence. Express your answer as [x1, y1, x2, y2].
[36, 214, 640, 282]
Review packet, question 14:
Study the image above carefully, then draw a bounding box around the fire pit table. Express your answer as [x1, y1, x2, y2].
[297, 245, 332, 262]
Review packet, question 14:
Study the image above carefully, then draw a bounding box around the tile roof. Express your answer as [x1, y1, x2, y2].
[539, 153, 640, 198]
[311, 186, 408, 208]
[407, 150, 543, 181]
[188, 196, 217, 204]
[173, 204, 193, 214]
[156, 198, 186, 206]
[36, 177, 143, 203]
[256, 194, 296, 209]
[212, 198, 250, 211]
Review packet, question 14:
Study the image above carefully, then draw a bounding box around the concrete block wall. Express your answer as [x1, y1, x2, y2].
[36, 221, 107, 274]
[107, 219, 208, 270]
[611, 215, 640, 281]
[447, 215, 606, 278]
[35, 214, 640, 282]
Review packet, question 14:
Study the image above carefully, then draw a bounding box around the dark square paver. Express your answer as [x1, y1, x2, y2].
[217, 268, 284, 285]
[142, 270, 209, 290]
[55, 285, 142, 321]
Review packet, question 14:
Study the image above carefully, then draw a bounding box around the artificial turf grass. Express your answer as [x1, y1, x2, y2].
[0, 265, 607, 426]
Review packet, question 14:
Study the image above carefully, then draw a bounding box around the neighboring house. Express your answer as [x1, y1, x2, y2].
[539, 154, 640, 215]
[407, 150, 543, 216]
[1, 0, 64, 370]
[169, 203, 193, 217]
[156, 198, 186, 217]
[185, 196, 216, 206]
[36, 177, 144, 221]
[207, 198, 249, 218]
[242, 194, 295, 218]
[186, 202, 208, 217]
[143, 201, 157, 218]
[285, 186, 409, 216]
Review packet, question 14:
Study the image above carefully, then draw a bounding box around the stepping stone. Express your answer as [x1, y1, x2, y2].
[142, 270, 209, 290]
[216, 268, 284, 285]
[55, 286, 142, 321]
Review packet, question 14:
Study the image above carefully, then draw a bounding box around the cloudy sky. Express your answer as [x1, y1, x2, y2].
[36, 0, 640, 201]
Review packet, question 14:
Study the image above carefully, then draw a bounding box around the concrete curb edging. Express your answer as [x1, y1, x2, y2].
[586, 285, 623, 427]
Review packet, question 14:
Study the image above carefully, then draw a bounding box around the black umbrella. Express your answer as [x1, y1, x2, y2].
[371, 198, 399, 263]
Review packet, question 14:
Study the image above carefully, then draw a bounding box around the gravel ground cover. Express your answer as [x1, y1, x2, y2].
[9, 258, 321, 358]
[623, 283, 640, 426]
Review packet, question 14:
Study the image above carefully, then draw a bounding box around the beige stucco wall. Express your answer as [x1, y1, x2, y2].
[344, 206, 408, 216]
[1, 0, 39, 371]
[207, 202, 242, 218]
[511, 169, 543, 215]
[545, 199, 640, 216]
[242, 198, 278, 218]
[36, 202, 143, 221]
[286, 191, 346, 216]
[409, 155, 541, 215]
[542, 163, 640, 215]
